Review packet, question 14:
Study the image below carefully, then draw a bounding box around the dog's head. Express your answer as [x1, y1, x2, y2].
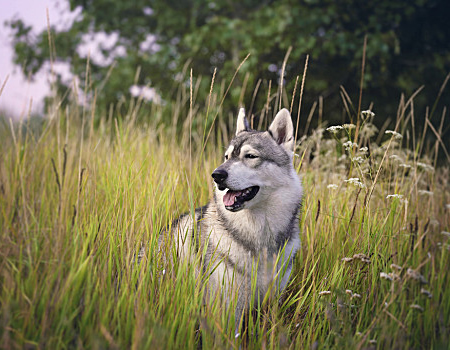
[212, 108, 296, 212]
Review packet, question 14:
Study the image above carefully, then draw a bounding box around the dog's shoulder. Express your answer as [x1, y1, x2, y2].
[169, 203, 209, 232]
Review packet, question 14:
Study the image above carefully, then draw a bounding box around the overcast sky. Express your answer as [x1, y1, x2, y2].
[0, 0, 75, 119]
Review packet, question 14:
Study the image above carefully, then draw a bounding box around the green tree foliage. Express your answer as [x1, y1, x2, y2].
[7, 0, 450, 125]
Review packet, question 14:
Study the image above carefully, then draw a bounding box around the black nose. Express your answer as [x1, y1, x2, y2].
[212, 169, 228, 184]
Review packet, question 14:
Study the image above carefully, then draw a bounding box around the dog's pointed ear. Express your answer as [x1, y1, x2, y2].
[236, 108, 250, 135]
[268, 108, 294, 152]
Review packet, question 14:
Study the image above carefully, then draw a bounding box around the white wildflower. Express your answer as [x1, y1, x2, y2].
[441, 231, 450, 238]
[326, 125, 343, 133]
[352, 293, 361, 299]
[359, 146, 368, 153]
[342, 257, 353, 262]
[386, 194, 404, 200]
[343, 140, 358, 151]
[369, 339, 377, 345]
[385, 130, 403, 140]
[420, 288, 432, 299]
[418, 190, 434, 196]
[319, 290, 331, 296]
[361, 110, 375, 119]
[296, 323, 300, 328]
[417, 162, 434, 172]
[390, 264, 402, 271]
[351, 156, 365, 164]
[410, 304, 424, 312]
[389, 155, 402, 162]
[343, 123, 356, 130]
[399, 163, 411, 169]
[345, 178, 366, 188]
[380, 272, 393, 281]
[327, 184, 339, 190]
[406, 268, 427, 284]
[235, 333, 240, 338]
[345, 289, 353, 295]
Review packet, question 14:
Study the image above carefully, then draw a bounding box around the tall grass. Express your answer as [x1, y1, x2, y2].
[0, 69, 449, 349]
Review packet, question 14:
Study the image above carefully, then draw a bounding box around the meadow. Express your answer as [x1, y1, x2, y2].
[0, 72, 449, 349]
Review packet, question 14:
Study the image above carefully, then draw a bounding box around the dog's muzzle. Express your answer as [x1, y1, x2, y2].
[211, 168, 259, 212]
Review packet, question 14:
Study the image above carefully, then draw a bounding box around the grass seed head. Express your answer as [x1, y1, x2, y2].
[380, 272, 393, 281]
[319, 291, 332, 296]
[420, 288, 433, 298]
[390, 264, 403, 271]
[353, 253, 370, 260]
[410, 304, 424, 312]
[406, 268, 428, 284]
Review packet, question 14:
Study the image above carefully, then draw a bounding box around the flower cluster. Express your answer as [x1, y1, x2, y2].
[389, 154, 402, 162]
[361, 110, 375, 119]
[418, 190, 433, 196]
[345, 178, 366, 188]
[385, 130, 403, 140]
[417, 162, 434, 172]
[326, 125, 343, 134]
[386, 194, 403, 200]
[343, 141, 358, 151]
[351, 156, 365, 164]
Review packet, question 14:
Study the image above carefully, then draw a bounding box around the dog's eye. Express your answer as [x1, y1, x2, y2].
[245, 154, 258, 159]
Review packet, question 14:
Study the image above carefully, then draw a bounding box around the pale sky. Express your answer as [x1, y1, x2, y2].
[0, 0, 76, 119]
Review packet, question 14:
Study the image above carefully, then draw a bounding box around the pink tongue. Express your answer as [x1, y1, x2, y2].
[223, 190, 242, 206]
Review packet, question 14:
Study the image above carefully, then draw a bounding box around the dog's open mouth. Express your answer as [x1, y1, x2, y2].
[222, 186, 259, 212]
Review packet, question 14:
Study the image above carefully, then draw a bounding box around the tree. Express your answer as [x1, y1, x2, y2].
[7, 0, 450, 129]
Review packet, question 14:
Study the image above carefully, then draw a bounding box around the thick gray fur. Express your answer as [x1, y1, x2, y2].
[142, 108, 303, 328]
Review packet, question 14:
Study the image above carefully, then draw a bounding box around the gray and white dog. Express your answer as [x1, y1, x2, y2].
[158, 108, 302, 326]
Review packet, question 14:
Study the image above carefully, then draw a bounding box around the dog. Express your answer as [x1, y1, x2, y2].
[153, 108, 303, 329]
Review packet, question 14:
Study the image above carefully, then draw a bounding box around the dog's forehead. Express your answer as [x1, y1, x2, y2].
[228, 131, 281, 157]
